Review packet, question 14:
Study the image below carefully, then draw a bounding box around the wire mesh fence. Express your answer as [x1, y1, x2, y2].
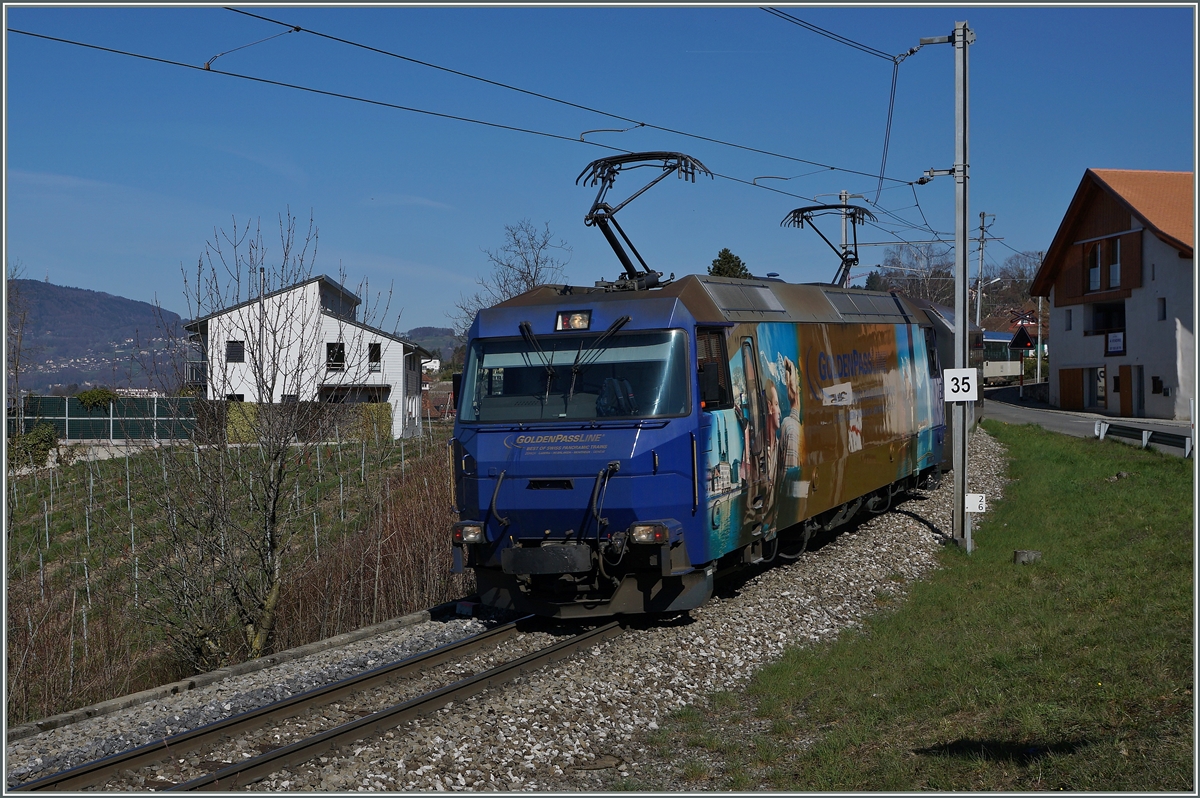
[7, 396, 197, 440]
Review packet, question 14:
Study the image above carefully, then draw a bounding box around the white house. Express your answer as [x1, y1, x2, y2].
[183, 275, 429, 438]
[1030, 169, 1193, 419]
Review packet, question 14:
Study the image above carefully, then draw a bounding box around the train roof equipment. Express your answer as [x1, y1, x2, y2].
[576, 152, 712, 292]
[477, 274, 924, 340]
[780, 203, 878, 288]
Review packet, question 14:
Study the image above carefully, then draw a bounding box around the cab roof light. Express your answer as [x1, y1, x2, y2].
[555, 310, 591, 331]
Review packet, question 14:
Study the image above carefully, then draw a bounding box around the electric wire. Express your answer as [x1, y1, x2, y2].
[761, 7, 923, 203]
[7, 27, 631, 154]
[875, 61, 900, 202]
[226, 6, 913, 186]
[995, 237, 1037, 257]
[761, 7, 893, 61]
[204, 25, 298, 70]
[11, 25, 950, 257]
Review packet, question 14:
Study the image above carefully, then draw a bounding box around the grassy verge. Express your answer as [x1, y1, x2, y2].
[644, 421, 1193, 791]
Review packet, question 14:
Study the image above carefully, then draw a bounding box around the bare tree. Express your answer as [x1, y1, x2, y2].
[136, 210, 400, 669]
[993, 250, 1043, 296]
[7, 258, 32, 438]
[876, 244, 956, 306]
[450, 219, 571, 337]
[978, 249, 1046, 329]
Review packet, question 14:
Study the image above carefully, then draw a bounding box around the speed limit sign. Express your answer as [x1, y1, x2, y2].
[943, 368, 978, 402]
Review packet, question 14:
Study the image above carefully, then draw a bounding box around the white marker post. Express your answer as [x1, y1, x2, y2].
[944, 367, 978, 552]
[944, 368, 978, 404]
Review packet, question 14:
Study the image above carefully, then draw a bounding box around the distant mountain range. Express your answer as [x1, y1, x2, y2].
[7, 280, 463, 395]
[8, 280, 183, 395]
[402, 326, 461, 361]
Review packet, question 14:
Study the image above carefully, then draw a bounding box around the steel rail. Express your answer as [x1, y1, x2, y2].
[171, 620, 624, 791]
[13, 618, 532, 792]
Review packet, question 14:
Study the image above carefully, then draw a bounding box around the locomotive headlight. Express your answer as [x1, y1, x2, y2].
[454, 523, 483, 545]
[629, 523, 669, 545]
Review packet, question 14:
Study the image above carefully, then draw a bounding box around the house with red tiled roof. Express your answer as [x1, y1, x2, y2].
[1030, 169, 1194, 419]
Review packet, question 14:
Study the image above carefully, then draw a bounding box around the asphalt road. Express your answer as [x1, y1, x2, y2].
[979, 384, 1194, 459]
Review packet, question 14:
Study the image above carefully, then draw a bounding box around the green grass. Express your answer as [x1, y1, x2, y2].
[647, 421, 1193, 791]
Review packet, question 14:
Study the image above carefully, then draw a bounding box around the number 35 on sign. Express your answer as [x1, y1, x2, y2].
[943, 368, 978, 402]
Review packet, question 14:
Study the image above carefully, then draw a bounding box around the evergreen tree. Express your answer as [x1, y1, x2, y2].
[864, 270, 890, 292]
[709, 248, 750, 278]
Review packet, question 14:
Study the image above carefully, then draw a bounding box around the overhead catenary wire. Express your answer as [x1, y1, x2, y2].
[6, 27, 632, 154]
[10, 25, 952, 257]
[874, 61, 901, 202]
[225, 7, 913, 187]
[761, 8, 922, 204]
[204, 25, 299, 70]
[761, 7, 894, 61]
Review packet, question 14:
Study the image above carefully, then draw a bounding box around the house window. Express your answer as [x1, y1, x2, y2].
[281, 394, 298, 403]
[1107, 238, 1120, 288]
[1151, 376, 1163, 394]
[225, 393, 244, 402]
[1112, 374, 1121, 394]
[1158, 297, 1167, 321]
[1087, 244, 1101, 292]
[226, 340, 245, 363]
[369, 342, 382, 373]
[1092, 301, 1125, 333]
[326, 342, 346, 371]
[1064, 308, 1072, 331]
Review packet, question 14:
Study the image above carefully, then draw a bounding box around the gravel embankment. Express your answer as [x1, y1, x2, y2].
[5, 619, 492, 788]
[257, 428, 1007, 792]
[7, 428, 1007, 792]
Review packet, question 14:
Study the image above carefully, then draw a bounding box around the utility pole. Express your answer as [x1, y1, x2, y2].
[1036, 295, 1043, 384]
[975, 211, 993, 327]
[954, 20, 972, 552]
[922, 20, 974, 551]
[839, 190, 866, 286]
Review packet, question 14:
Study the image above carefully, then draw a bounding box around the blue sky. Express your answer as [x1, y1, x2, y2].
[5, 5, 1195, 333]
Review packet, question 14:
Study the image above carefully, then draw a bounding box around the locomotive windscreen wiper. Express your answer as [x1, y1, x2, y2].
[519, 320, 557, 402]
[567, 315, 632, 402]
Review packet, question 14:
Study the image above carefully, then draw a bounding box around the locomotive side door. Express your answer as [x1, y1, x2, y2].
[736, 336, 769, 529]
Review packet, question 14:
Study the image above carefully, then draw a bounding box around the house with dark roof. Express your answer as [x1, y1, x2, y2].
[1030, 169, 1194, 420]
[183, 275, 430, 438]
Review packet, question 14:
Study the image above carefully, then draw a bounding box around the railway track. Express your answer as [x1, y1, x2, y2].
[13, 618, 624, 792]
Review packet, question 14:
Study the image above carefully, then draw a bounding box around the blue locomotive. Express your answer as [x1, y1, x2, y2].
[450, 275, 947, 617]
[449, 152, 949, 618]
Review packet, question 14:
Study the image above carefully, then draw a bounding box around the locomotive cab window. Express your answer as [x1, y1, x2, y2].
[696, 327, 732, 410]
[923, 327, 940, 376]
[459, 329, 690, 423]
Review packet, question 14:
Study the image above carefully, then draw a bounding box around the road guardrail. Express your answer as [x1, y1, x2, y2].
[1094, 420, 1193, 458]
